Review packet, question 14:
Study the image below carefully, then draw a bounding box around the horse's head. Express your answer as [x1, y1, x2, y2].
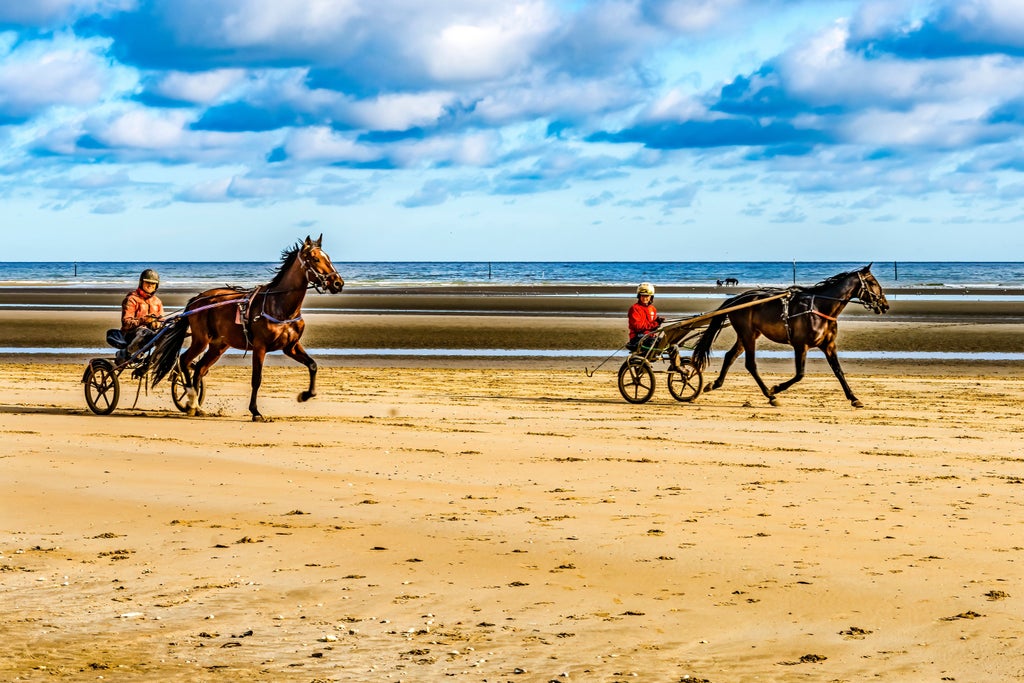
[298, 234, 345, 294]
[856, 264, 888, 314]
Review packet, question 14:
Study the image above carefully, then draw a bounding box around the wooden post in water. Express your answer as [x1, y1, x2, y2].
[894, 262, 898, 281]
[74, 262, 77, 276]
[792, 260, 796, 285]
[488, 262, 492, 280]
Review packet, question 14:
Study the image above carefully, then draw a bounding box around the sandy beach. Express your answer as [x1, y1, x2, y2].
[2, 286, 1024, 681]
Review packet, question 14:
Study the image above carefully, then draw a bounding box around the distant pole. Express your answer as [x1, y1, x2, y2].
[74, 261, 77, 276]
[894, 262, 898, 281]
[792, 260, 796, 285]
[488, 262, 492, 280]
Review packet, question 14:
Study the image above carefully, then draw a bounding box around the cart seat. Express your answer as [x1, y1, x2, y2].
[106, 329, 127, 349]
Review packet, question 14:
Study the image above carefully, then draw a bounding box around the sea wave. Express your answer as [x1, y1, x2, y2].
[3, 261, 1024, 289]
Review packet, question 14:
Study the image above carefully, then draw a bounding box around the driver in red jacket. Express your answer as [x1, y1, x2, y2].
[627, 282, 682, 370]
[627, 282, 663, 349]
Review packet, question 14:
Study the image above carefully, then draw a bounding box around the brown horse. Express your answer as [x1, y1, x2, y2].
[152, 235, 345, 421]
[691, 264, 888, 407]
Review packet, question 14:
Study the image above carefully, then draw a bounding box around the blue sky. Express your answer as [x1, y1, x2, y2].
[3, 0, 1024, 261]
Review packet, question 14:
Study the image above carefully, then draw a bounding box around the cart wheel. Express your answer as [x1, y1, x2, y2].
[171, 368, 205, 412]
[618, 357, 655, 404]
[667, 360, 703, 403]
[83, 360, 120, 415]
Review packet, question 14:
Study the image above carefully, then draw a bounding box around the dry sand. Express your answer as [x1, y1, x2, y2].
[2, 358, 1023, 682]
[2, 287, 1024, 681]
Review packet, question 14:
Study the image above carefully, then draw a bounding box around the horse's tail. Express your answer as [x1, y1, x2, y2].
[691, 311, 729, 371]
[150, 317, 189, 386]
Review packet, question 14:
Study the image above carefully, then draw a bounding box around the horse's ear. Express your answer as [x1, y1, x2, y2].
[864, 262, 873, 271]
[316, 233, 323, 247]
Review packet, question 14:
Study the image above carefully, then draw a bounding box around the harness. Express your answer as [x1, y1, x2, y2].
[780, 272, 881, 342]
[231, 285, 305, 347]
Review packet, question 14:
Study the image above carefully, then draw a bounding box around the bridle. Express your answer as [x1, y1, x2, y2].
[297, 247, 342, 294]
[854, 271, 886, 313]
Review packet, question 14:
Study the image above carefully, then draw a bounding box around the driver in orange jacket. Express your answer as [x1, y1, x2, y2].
[121, 269, 164, 349]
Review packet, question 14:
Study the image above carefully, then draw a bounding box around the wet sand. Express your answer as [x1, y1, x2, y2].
[2, 287, 1023, 681]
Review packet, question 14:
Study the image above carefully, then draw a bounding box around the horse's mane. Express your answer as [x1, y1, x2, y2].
[802, 268, 862, 293]
[267, 243, 302, 288]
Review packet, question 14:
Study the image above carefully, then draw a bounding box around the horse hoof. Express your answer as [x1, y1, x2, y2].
[252, 414, 273, 423]
[298, 391, 316, 403]
[769, 397, 780, 407]
[851, 399, 864, 408]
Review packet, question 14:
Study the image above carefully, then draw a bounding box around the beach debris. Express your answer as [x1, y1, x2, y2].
[941, 611, 984, 621]
[984, 590, 1009, 600]
[839, 626, 873, 638]
[98, 549, 133, 560]
[118, 612, 144, 619]
[779, 654, 827, 665]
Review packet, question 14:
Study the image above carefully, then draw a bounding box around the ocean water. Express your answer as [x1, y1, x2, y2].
[1, 261, 1023, 289]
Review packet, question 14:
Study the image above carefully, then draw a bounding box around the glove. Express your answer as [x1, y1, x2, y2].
[656, 316, 665, 325]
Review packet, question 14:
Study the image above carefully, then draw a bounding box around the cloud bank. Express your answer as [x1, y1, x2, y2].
[3, 0, 1024, 258]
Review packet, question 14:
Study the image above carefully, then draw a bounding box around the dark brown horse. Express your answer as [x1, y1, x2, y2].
[691, 265, 888, 407]
[152, 235, 344, 421]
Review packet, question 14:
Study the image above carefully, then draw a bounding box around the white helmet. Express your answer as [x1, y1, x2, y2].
[636, 282, 655, 296]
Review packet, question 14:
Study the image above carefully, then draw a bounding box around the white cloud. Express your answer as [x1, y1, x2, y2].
[149, 69, 247, 104]
[281, 126, 379, 164]
[176, 177, 232, 202]
[346, 92, 455, 131]
[0, 38, 116, 117]
[777, 20, 1024, 115]
[214, 0, 363, 47]
[0, 0, 133, 27]
[152, 0, 363, 52]
[93, 109, 192, 149]
[425, 2, 555, 81]
[386, 130, 503, 168]
[644, 0, 748, 32]
[840, 103, 995, 149]
[227, 174, 293, 199]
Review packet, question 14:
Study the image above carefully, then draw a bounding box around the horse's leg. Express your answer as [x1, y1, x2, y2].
[282, 341, 318, 402]
[771, 345, 808, 396]
[739, 339, 779, 406]
[249, 346, 270, 422]
[187, 342, 227, 416]
[822, 341, 862, 408]
[705, 339, 743, 392]
[177, 338, 207, 410]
